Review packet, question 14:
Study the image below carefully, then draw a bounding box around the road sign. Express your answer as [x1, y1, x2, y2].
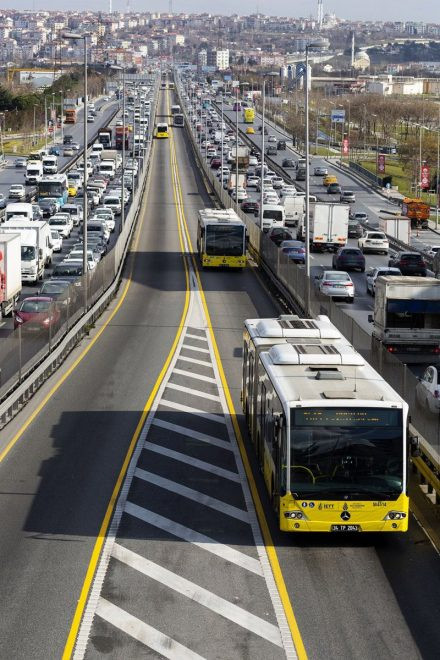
[331, 109, 345, 123]
[386, 182, 391, 189]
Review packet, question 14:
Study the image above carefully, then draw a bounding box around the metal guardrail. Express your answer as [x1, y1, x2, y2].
[176, 77, 440, 511]
[0, 84, 159, 429]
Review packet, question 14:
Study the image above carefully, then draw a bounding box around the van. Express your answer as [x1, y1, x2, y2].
[98, 161, 116, 179]
[92, 143, 104, 155]
[262, 204, 285, 232]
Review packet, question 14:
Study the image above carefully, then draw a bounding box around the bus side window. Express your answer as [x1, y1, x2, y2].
[259, 382, 266, 431]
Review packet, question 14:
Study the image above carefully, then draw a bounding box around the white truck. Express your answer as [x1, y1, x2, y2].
[379, 214, 411, 245]
[2, 219, 53, 282]
[42, 155, 58, 174]
[0, 233, 22, 317]
[5, 202, 34, 222]
[369, 276, 440, 363]
[281, 196, 305, 227]
[297, 202, 349, 252]
[25, 159, 43, 185]
[227, 173, 246, 192]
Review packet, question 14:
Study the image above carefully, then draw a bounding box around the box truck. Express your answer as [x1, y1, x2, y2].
[369, 276, 440, 363]
[297, 203, 349, 251]
[0, 233, 22, 317]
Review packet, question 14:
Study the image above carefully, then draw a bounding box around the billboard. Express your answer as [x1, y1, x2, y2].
[421, 164, 430, 190]
[342, 138, 349, 155]
[377, 154, 386, 174]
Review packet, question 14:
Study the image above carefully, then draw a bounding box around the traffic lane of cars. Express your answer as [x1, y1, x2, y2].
[0, 98, 119, 202]
[221, 105, 440, 254]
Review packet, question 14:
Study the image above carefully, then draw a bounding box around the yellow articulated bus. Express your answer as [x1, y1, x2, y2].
[242, 314, 414, 533]
[197, 208, 247, 269]
[155, 122, 169, 139]
[243, 107, 255, 124]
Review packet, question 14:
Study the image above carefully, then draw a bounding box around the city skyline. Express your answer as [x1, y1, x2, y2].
[2, 1, 439, 23]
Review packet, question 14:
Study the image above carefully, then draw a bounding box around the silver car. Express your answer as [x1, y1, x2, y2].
[315, 270, 354, 303]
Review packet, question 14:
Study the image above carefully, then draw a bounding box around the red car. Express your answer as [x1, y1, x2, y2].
[210, 157, 222, 169]
[14, 297, 61, 332]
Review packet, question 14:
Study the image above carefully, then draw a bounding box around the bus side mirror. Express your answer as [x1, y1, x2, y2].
[409, 435, 420, 457]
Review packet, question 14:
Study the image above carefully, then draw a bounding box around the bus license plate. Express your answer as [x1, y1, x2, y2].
[331, 524, 360, 532]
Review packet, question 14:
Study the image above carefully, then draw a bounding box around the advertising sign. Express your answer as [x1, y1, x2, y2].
[342, 138, 349, 155]
[331, 109, 345, 123]
[377, 153, 386, 174]
[421, 164, 430, 190]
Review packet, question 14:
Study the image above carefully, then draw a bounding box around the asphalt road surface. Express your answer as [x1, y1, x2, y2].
[0, 88, 438, 660]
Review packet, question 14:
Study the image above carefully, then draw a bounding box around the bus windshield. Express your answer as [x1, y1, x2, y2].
[289, 407, 403, 499]
[205, 225, 244, 256]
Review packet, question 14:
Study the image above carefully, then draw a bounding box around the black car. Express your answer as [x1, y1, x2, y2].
[332, 247, 365, 272]
[63, 135, 73, 145]
[277, 140, 286, 150]
[266, 145, 277, 156]
[241, 201, 259, 215]
[388, 252, 427, 276]
[39, 279, 76, 306]
[267, 226, 295, 247]
[38, 199, 57, 217]
[347, 220, 363, 238]
[282, 158, 295, 168]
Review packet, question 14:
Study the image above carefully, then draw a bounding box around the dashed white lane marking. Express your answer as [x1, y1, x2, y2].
[177, 354, 213, 367]
[96, 598, 205, 660]
[152, 418, 232, 451]
[185, 333, 208, 342]
[166, 381, 221, 402]
[144, 441, 240, 482]
[134, 468, 249, 523]
[172, 368, 217, 384]
[182, 343, 211, 354]
[160, 398, 226, 425]
[112, 543, 283, 648]
[125, 502, 262, 575]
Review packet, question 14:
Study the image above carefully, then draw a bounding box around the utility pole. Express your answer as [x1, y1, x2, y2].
[122, 66, 126, 230]
[235, 86, 239, 210]
[44, 96, 48, 150]
[260, 80, 265, 231]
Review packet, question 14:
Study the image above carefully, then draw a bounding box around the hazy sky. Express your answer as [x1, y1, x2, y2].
[7, 0, 440, 23]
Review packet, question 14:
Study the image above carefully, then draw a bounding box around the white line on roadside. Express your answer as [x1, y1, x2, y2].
[160, 398, 226, 425]
[182, 343, 211, 354]
[166, 381, 221, 401]
[152, 418, 232, 451]
[144, 441, 240, 481]
[96, 598, 205, 660]
[177, 354, 213, 367]
[112, 543, 282, 647]
[172, 367, 217, 384]
[125, 503, 262, 574]
[134, 467, 249, 523]
[185, 332, 208, 342]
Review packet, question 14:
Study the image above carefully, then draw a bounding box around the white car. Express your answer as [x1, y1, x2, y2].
[246, 176, 260, 189]
[257, 177, 275, 192]
[48, 215, 72, 238]
[263, 192, 279, 205]
[9, 184, 26, 199]
[416, 366, 440, 413]
[358, 231, 389, 255]
[425, 245, 440, 259]
[249, 156, 258, 166]
[315, 270, 354, 303]
[272, 176, 285, 190]
[50, 230, 63, 252]
[366, 266, 401, 295]
[280, 185, 297, 198]
[67, 249, 97, 269]
[231, 187, 248, 202]
[103, 195, 122, 214]
[268, 135, 277, 143]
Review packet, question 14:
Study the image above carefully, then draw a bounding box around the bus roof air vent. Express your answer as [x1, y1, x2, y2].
[268, 343, 365, 366]
[322, 390, 357, 399]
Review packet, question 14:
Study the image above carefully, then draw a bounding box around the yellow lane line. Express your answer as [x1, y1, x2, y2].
[169, 119, 308, 660]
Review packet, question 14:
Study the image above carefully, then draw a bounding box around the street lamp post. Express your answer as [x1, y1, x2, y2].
[221, 94, 224, 186]
[62, 31, 89, 309]
[305, 45, 311, 282]
[260, 80, 265, 231]
[235, 86, 239, 210]
[122, 66, 126, 230]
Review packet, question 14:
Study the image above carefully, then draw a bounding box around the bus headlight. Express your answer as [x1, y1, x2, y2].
[384, 511, 407, 521]
[284, 511, 305, 520]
